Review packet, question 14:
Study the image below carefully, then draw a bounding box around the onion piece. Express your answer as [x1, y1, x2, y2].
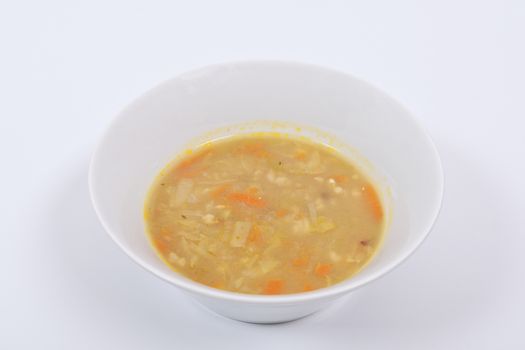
[258, 259, 280, 274]
[307, 203, 318, 222]
[171, 179, 194, 207]
[168, 252, 186, 267]
[312, 216, 336, 233]
[230, 221, 252, 247]
[292, 217, 311, 234]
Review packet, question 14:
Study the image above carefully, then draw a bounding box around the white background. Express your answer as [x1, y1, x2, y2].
[1, 1, 523, 349]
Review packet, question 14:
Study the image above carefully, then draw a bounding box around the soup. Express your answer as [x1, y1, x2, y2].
[144, 133, 385, 295]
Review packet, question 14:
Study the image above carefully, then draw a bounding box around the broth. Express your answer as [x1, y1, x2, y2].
[144, 133, 385, 294]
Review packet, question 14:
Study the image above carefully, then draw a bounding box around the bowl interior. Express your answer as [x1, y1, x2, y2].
[90, 61, 443, 301]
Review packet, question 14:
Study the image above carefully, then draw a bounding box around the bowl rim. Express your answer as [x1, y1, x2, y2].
[89, 59, 444, 304]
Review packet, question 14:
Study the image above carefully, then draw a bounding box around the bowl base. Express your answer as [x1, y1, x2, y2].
[190, 293, 337, 324]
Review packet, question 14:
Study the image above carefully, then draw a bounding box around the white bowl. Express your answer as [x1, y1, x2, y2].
[89, 61, 443, 323]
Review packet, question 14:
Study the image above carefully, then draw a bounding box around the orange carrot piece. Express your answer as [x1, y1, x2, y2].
[248, 224, 262, 243]
[292, 255, 309, 267]
[174, 151, 209, 178]
[362, 185, 383, 220]
[208, 280, 225, 289]
[303, 283, 314, 292]
[239, 143, 270, 158]
[228, 192, 267, 208]
[294, 150, 307, 161]
[210, 184, 231, 199]
[275, 209, 289, 218]
[154, 239, 169, 253]
[175, 150, 209, 171]
[178, 167, 206, 178]
[333, 175, 349, 184]
[263, 279, 284, 295]
[314, 263, 332, 277]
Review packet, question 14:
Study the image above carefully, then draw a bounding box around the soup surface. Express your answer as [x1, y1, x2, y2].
[145, 133, 385, 295]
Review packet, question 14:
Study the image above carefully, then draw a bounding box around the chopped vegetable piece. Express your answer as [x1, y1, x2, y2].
[245, 254, 259, 268]
[273, 176, 289, 186]
[210, 184, 231, 199]
[230, 221, 252, 247]
[238, 142, 270, 158]
[275, 209, 289, 218]
[153, 239, 169, 253]
[266, 170, 288, 186]
[307, 203, 318, 222]
[292, 217, 311, 234]
[202, 214, 218, 224]
[259, 259, 280, 274]
[228, 192, 267, 208]
[329, 251, 341, 262]
[312, 216, 336, 233]
[347, 245, 371, 263]
[294, 149, 307, 160]
[233, 277, 245, 289]
[263, 279, 284, 295]
[248, 224, 262, 243]
[175, 150, 210, 171]
[292, 255, 309, 267]
[333, 175, 349, 184]
[178, 168, 205, 178]
[168, 252, 186, 267]
[208, 280, 225, 289]
[314, 263, 332, 277]
[171, 179, 194, 207]
[178, 230, 202, 241]
[351, 189, 362, 197]
[362, 185, 383, 220]
[190, 255, 199, 268]
[306, 151, 321, 171]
